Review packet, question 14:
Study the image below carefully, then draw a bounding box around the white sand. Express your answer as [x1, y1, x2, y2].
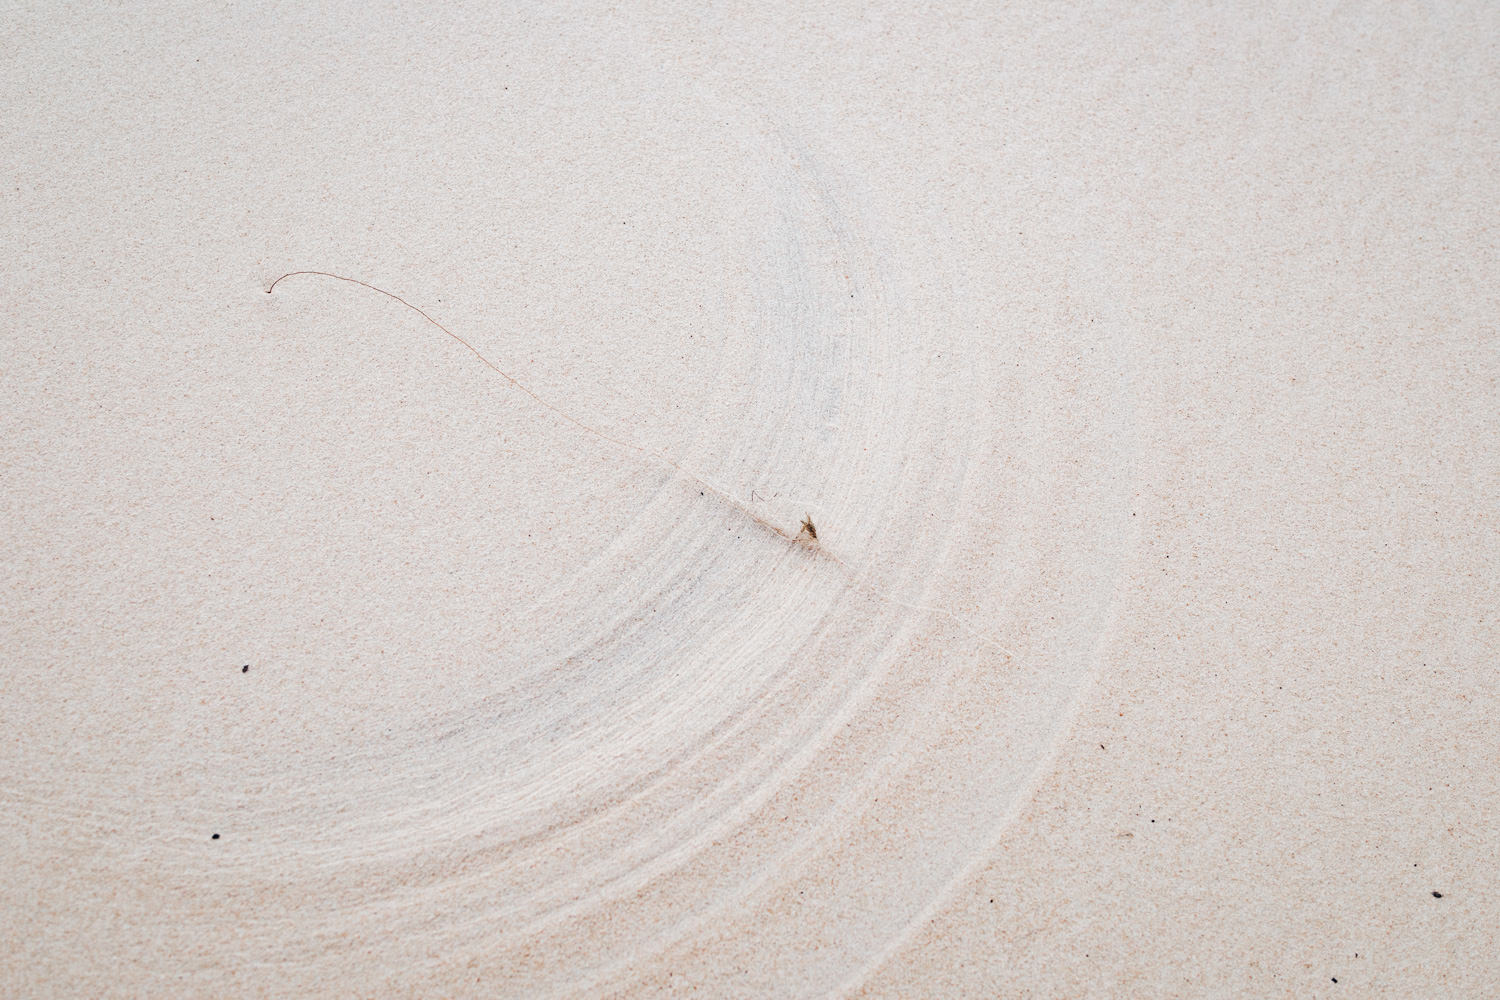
[3, 3, 1496, 996]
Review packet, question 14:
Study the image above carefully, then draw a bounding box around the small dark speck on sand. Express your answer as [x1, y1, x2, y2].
[212, 834, 220, 840]
[1432, 891, 1443, 898]
[242, 665, 249, 673]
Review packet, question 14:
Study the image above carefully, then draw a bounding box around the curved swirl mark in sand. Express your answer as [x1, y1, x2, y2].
[241, 112, 1129, 998]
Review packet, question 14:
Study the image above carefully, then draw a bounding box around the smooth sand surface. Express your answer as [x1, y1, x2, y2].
[3, 3, 1496, 997]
